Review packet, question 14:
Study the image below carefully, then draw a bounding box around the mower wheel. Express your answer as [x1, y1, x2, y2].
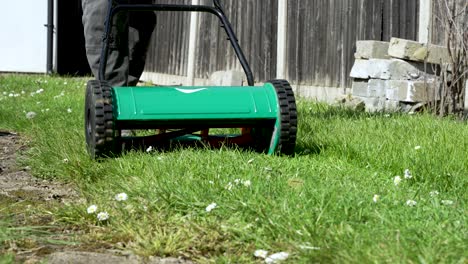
[268, 79, 298, 155]
[85, 80, 120, 159]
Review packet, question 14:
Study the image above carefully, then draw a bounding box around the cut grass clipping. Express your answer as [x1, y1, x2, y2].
[0, 74, 466, 263]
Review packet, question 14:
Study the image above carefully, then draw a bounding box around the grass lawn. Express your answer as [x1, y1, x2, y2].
[0, 74, 466, 263]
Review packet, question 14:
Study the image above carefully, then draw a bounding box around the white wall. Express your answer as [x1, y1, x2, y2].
[0, 1, 49, 73]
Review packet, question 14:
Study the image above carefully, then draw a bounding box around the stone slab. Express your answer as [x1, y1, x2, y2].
[351, 79, 368, 97]
[388, 37, 451, 64]
[350, 58, 432, 80]
[386, 80, 437, 102]
[354, 79, 438, 105]
[352, 79, 387, 98]
[355, 40, 390, 59]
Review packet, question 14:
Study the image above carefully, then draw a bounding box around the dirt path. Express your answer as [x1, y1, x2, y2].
[0, 131, 191, 264]
[0, 131, 78, 203]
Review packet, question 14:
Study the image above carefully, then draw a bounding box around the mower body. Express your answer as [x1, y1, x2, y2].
[113, 85, 278, 128]
[84, 0, 298, 158]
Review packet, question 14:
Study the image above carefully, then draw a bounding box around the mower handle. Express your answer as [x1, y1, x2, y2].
[99, 0, 254, 86]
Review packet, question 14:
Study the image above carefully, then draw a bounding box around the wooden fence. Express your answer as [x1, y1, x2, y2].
[145, 0, 191, 77]
[144, 0, 420, 88]
[287, 0, 419, 88]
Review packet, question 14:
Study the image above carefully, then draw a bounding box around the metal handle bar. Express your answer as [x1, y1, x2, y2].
[99, 0, 255, 86]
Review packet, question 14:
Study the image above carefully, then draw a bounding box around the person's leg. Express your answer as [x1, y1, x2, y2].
[127, 1, 156, 86]
[81, 0, 129, 87]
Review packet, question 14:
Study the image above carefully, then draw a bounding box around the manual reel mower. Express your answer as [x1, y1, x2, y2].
[85, 0, 298, 159]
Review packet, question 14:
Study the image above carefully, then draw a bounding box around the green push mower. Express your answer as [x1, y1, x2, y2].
[85, 0, 298, 159]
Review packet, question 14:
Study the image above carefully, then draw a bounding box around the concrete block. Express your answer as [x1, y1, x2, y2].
[388, 37, 451, 64]
[350, 59, 430, 80]
[351, 80, 368, 97]
[209, 70, 244, 86]
[368, 79, 388, 97]
[386, 80, 437, 102]
[385, 100, 401, 111]
[355, 40, 390, 59]
[353, 79, 388, 98]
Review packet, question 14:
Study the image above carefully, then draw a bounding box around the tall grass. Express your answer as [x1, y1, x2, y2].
[0, 74, 466, 263]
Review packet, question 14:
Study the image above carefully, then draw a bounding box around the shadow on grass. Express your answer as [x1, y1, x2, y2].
[294, 142, 327, 156]
[98, 138, 316, 159]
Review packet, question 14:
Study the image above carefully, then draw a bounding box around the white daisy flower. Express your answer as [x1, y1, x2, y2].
[115, 192, 128, 201]
[414, 146, 421, 150]
[429, 190, 439, 197]
[243, 180, 252, 187]
[205, 202, 217, 212]
[393, 176, 402, 186]
[247, 158, 255, 164]
[97, 211, 109, 221]
[87, 205, 98, 214]
[404, 169, 412, 179]
[225, 182, 233, 191]
[373, 194, 380, 203]
[146, 146, 153, 152]
[53, 91, 65, 99]
[265, 252, 289, 264]
[406, 200, 417, 207]
[253, 249, 269, 259]
[441, 200, 454, 206]
[67, 108, 72, 113]
[26, 112, 37, 119]
[63, 158, 69, 163]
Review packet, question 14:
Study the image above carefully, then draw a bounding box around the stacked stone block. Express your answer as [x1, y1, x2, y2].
[350, 38, 446, 112]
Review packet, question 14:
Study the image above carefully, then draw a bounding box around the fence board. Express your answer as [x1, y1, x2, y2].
[193, 0, 278, 81]
[145, 0, 191, 76]
[286, 0, 419, 88]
